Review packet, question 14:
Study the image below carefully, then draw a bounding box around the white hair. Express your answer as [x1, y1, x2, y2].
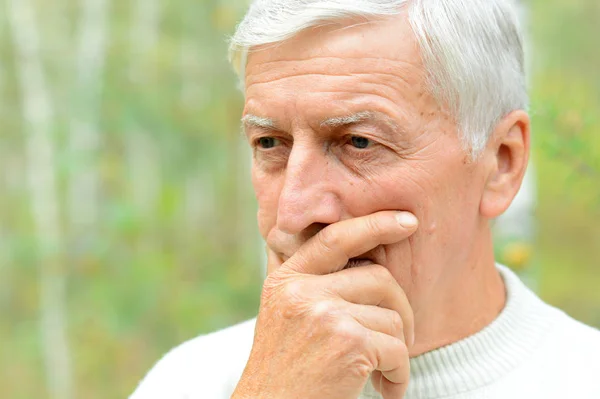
[229, 0, 528, 157]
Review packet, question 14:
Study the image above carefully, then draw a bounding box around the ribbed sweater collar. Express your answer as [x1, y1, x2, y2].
[361, 264, 556, 399]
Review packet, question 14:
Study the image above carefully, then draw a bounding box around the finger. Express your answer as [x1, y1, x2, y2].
[266, 246, 283, 270]
[371, 370, 383, 394]
[324, 264, 414, 347]
[371, 371, 410, 399]
[367, 329, 410, 389]
[283, 211, 418, 276]
[381, 375, 409, 399]
[346, 303, 405, 343]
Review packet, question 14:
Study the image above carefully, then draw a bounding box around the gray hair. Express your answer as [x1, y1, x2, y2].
[229, 0, 528, 157]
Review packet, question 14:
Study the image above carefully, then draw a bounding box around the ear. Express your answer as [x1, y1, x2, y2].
[480, 110, 531, 219]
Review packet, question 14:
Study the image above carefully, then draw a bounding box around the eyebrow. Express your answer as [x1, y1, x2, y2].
[241, 110, 401, 135]
[320, 111, 400, 133]
[241, 114, 277, 131]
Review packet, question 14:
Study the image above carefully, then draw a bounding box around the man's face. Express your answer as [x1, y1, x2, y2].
[243, 16, 489, 303]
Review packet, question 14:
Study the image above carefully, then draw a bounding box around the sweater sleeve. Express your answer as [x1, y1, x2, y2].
[129, 343, 194, 399]
[130, 319, 256, 399]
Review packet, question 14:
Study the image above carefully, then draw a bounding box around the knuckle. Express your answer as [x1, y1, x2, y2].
[261, 273, 286, 301]
[279, 280, 305, 304]
[309, 300, 340, 323]
[333, 320, 368, 350]
[261, 276, 308, 317]
[348, 358, 374, 380]
[317, 226, 340, 255]
[284, 251, 310, 274]
[392, 338, 409, 360]
[383, 336, 409, 366]
[389, 311, 404, 338]
[327, 322, 376, 380]
[369, 264, 394, 282]
[364, 216, 384, 237]
[281, 290, 310, 319]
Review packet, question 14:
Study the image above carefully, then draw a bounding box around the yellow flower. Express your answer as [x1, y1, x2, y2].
[502, 242, 533, 271]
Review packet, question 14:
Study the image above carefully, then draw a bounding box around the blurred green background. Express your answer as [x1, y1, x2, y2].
[0, 0, 598, 398]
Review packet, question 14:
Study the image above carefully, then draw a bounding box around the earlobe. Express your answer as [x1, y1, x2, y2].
[480, 111, 530, 219]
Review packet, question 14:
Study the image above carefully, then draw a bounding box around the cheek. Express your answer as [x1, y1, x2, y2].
[252, 168, 282, 238]
[384, 162, 485, 271]
[382, 239, 421, 299]
[342, 168, 432, 219]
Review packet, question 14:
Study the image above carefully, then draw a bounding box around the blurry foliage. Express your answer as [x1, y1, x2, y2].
[528, 0, 600, 327]
[0, 0, 598, 398]
[1, 1, 259, 398]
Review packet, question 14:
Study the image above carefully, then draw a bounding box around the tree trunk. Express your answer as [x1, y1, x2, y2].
[179, 32, 204, 241]
[127, 0, 161, 231]
[6, 0, 72, 398]
[67, 0, 111, 234]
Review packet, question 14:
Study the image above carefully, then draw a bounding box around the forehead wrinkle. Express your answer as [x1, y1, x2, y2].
[246, 56, 419, 87]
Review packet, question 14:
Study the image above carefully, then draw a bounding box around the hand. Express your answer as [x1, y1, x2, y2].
[232, 211, 418, 399]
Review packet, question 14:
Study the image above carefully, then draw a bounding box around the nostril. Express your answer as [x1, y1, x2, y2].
[307, 223, 329, 237]
[296, 222, 330, 244]
[344, 258, 374, 270]
[276, 188, 342, 235]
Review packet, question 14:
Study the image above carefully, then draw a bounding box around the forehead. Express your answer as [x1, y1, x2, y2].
[243, 14, 441, 135]
[244, 14, 424, 89]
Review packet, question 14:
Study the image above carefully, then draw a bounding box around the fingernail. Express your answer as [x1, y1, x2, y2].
[396, 212, 418, 228]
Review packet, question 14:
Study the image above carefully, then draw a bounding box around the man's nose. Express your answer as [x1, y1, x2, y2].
[276, 145, 342, 235]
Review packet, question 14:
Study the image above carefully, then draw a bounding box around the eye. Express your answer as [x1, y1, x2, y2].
[349, 136, 373, 149]
[256, 137, 281, 149]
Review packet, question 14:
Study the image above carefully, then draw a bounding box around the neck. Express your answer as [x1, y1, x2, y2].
[409, 226, 506, 357]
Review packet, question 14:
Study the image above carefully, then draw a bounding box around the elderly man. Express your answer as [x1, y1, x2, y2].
[131, 0, 600, 398]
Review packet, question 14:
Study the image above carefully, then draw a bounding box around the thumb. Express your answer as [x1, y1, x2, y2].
[266, 246, 283, 272]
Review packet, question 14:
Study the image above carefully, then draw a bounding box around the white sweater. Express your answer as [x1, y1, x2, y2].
[131, 265, 600, 398]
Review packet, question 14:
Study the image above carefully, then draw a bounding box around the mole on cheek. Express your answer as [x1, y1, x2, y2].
[426, 222, 437, 235]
